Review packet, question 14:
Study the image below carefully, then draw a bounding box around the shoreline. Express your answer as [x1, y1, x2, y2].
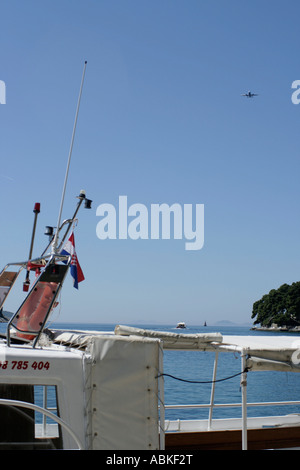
[251, 326, 300, 333]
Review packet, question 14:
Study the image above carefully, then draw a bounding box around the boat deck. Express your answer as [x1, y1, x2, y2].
[165, 415, 300, 450]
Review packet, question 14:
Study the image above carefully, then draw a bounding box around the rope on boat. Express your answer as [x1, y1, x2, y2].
[156, 368, 249, 384]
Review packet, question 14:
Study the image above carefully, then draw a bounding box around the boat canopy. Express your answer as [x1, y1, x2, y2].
[47, 328, 162, 450]
[114, 325, 300, 373]
[49, 325, 300, 373]
[220, 335, 300, 372]
[114, 325, 222, 349]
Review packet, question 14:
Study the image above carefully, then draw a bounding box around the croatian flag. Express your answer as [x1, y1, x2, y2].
[61, 232, 85, 289]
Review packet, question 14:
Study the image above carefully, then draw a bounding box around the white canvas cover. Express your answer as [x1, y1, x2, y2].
[114, 326, 300, 372]
[89, 334, 162, 450]
[52, 329, 162, 449]
[114, 324, 223, 349]
[219, 335, 300, 372]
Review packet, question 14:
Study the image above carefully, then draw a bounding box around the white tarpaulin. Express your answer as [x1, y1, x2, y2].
[52, 329, 162, 450]
[89, 334, 162, 450]
[218, 335, 300, 372]
[114, 324, 223, 349]
[53, 327, 300, 373]
[114, 327, 300, 372]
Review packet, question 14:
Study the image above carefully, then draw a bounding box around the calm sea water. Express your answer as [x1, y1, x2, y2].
[2, 321, 300, 422]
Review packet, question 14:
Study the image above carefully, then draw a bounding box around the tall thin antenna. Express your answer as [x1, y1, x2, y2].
[52, 60, 87, 253]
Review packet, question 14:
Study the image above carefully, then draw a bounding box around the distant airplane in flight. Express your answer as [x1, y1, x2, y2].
[241, 91, 258, 98]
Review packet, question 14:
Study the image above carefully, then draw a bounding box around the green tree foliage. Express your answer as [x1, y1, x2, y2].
[251, 282, 300, 327]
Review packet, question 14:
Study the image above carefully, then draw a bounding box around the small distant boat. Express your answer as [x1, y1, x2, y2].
[176, 322, 186, 329]
[204, 321, 207, 327]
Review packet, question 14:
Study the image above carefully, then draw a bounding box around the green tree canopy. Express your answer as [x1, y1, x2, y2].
[251, 282, 300, 327]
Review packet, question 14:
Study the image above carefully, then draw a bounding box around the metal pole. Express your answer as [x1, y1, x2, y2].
[208, 350, 219, 430]
[0, 398, 84, 449]
[241, 351, 248, 450]
[28, 203, 40, 261]
[158, 344, 165, 450]
[52, 61, 87, 253]
[23, 202, 40, 291]
[43, 385, 48, 436]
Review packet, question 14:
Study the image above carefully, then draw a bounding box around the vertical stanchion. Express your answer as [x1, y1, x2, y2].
[158, 344, 165, 450]
[208, 350, 219, 430]
[241, 351, 248, 450]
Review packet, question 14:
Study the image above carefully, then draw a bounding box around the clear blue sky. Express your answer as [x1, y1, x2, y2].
[0, 0, 299, 326]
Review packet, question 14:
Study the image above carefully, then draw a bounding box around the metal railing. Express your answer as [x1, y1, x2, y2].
[159, 349, 300, 450]
[41, 385, 59, 438]
[0, 398, 84, 449]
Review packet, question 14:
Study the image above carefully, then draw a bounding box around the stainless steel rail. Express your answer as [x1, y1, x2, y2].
[0, 398, 84, 449]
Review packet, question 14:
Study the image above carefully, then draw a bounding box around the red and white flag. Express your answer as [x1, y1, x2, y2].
[61, 232, 84, 289]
